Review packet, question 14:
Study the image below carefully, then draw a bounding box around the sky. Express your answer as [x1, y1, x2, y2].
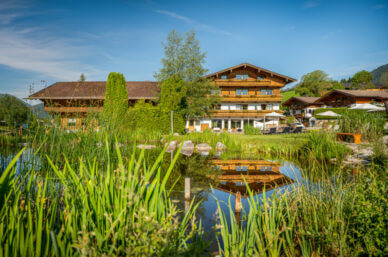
[0, 0, 387, 102]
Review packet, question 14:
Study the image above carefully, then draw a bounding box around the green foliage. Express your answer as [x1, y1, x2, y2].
[350, 70, 374, 89]
[0, 140, 209, 256]
[216, 168, 387, 257]
[330, 81, 345, 90]
[79, 73, 86, 82]
[337, 110, 386, 141]
[159, 75, 187, 112]
[155, 29, 220, 119]
[301, 131, 350, 161]
[281, 89, 300, 103]
[243, 125, 262, 135]
[102, 72, 128, 129]
[371, 63, 388, 86]
[295, 70, 332, 96]
[0, 94, 30, 127]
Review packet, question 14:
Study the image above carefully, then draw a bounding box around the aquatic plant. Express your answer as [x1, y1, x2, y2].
[215, 168, 387, 256]
[0, 142, 211, 256]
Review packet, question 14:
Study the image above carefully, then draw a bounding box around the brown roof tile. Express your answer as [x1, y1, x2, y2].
[319, 89, 388, 101]
[28, 81, 160, 100]
[282, 96, 321, 106]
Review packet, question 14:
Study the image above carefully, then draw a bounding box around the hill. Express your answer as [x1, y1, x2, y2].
[280, 89, 300, 103]
[371, 63, 388, 87]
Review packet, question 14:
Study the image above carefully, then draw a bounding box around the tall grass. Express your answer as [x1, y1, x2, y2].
[338, 111, 386, 142]
[216, 167, 387, 256]
[0, 141, 211, 256]
[300, 131, 350, 161]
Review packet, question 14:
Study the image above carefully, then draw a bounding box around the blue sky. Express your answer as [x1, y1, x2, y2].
[0, 0, 387, 101]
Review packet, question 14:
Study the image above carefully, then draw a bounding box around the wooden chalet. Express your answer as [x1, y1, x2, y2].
[282, 96, 323, 120]
[28, 81, 159, 129]
[186, 63, 297, 132]
[317, 89, 388, 108]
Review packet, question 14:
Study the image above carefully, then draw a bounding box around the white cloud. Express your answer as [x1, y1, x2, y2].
[0, 28, 105, 81]
[372, 4, 386, 9]
[155, 9, 233, 36]
[302, 1, 320, 9]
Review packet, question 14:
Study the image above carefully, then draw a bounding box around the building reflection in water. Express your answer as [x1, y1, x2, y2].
[208, 159, 295, 225]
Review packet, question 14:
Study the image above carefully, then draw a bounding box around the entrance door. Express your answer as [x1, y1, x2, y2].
[201, 124, 209, 131]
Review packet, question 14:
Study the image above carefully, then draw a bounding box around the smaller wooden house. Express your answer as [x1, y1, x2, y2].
[317, 90, 388, 107]
[282, 97, 323, 119]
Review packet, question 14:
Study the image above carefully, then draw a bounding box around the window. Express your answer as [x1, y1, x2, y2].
[261, 104, 267, 110]
[235, 166, 241, 171]
[242, 89, 248, 95]
[67, 118, 76, 127]
[242, 166, 248, 172]
[189, 120, 194, 126]
[236, 74, 248, 80]
[257, 76, 264, 80]
[267, 104, 273, 110]
[212, 120, 222, 128]
[242, 105, 248, 110]
[236, 89, 242, 95]
[215, 105, 221, 110]
[267, 89, 273, 95]
[236, 105, 242, 110]
[260, 89, 267, 95]
[221, 75, 227, 79]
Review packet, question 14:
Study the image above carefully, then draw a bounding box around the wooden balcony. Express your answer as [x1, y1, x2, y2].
[214, 79, 283, 87]
[44, 106, 103, 113]
[221, 95, 282, 102]
[210, 110, 283, 118]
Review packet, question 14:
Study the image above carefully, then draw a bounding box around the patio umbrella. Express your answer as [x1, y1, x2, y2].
[265, 112, 285, 128]
[350, 103, 384, 110]
[316, 111, 341, 117]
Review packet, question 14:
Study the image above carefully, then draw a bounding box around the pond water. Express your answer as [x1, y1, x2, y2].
[0, 146, 302, 247]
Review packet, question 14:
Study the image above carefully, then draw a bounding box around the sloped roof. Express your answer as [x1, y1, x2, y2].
[282, 96, 321, 106]
[319, 89, 388, 101]
[204, 63, 297, 83]
[28, 81, 160, 100]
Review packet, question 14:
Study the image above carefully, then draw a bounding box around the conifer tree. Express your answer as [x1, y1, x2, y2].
[102, 72, 128, 128]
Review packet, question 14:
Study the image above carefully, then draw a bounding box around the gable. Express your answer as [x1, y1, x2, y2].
[204, 63, 297, 84]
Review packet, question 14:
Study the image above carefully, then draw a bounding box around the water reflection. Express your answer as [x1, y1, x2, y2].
[177, 157, 298, 236]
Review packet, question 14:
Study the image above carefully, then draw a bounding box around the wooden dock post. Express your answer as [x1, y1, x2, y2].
[185, 177, 190, 201]
[185, 177, 191, 213]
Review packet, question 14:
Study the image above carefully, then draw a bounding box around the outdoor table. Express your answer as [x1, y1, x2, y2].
[336, 133, 362, 144]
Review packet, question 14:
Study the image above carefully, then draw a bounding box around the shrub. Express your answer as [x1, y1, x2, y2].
[243, 125, 262, 135]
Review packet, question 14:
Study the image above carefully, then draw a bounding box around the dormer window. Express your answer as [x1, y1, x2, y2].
[236, 74, 248, 80]
[220, 75, 227, 79]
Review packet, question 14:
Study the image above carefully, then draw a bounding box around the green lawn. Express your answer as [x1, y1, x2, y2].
[232, 133, 309, 148]
[280, 90, 300, 103]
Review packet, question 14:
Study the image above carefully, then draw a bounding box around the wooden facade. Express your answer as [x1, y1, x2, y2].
[186, 63, 297, 132]
[317, 90, 388, 107]
[282, 97, 323, 120]
[27, 81, 159, 130]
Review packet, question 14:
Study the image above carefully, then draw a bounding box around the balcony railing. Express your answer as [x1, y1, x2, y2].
[44, 106, 103, 113]
[210, 110, 283, 118]
[214, 79, 282, 87]
[221, 94, 282, 102]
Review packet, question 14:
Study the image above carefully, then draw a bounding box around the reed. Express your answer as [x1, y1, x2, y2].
[215, 167, 387, 257]
[0, 140, 211, 256]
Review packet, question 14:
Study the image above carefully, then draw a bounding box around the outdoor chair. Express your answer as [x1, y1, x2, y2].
[280, 126, 291, 134]
[292, 126, 303, 133]
[263, 127, 277, 135]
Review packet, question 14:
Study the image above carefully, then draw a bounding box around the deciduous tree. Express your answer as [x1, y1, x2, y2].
[350, 70, 374, 89]
[295, 70, 332, 96]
